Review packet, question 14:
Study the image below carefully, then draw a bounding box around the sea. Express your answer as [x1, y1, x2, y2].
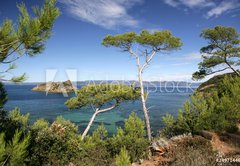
[4, 84, 197, 136]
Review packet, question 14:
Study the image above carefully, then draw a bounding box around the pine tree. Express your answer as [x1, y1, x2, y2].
[0, 130, 30, 165]
[102, 30, 182, 141]
[65, 84, 141, 140]
[193, 26, 240, 80]
[115, 147, 131, 166]
[0, 0, 59, 82]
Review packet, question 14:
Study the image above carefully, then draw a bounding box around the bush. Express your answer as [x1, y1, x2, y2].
[115, 147, 131, 166]
[167, 137, 217, 166]
[0, 130, 30, 165]
[74, 125, 112, 166]
[0, 108, 30, 165]
[0, 108, 29, 141]
[29, 116, 81, 166]
[0, 110, 148, 165]
[108, 112, 149, 163]
[162, 75, 240, 137]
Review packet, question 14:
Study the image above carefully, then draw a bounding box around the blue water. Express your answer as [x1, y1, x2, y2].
[4, 84, 195, 135]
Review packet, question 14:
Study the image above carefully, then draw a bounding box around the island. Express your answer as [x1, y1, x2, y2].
[32, 80, 77, 93]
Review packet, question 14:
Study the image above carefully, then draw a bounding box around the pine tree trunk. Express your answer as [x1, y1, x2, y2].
[81, 111, 98, 140]
[225, 56, 240, 76]
[81, 105, 116, 140]
[138, 70, 152, 141]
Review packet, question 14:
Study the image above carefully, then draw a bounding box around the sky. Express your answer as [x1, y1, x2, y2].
[0, 0, 239, 82]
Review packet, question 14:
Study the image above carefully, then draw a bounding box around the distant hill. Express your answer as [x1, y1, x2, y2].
[197, 72, 238, 93]
[32, 80, 77, 93]
[76, 80, 201, 88]
[4, 80, 201, 88]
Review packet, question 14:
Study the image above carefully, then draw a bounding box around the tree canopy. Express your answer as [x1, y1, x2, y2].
[102, 29, 182, 141]
[192, 26, 240, 80]
[65, 84, 140, 110]
[0, 0, 59, 82]
[65, 84, 141, 139]
[102, 30, 182, 53]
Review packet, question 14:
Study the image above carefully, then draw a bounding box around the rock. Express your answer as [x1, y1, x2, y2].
[170, 133, 192, 141]
[151, 138, 169, 155]
[32, 80, 77, 93]
[199, 130, 214, 140]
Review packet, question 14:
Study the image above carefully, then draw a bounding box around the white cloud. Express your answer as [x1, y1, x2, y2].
[163, 0, 240, 18]
[171, 52, 202, 61]
[59, 0, 143, 29]
[206, 0, 240, 18]
[164, 0, 179, 7]
[179, 0, 215, 8]
[163, 0, 215, 9]
[184, 52, 202, 60]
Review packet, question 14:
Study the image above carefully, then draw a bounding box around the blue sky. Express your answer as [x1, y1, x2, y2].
[0, 0, 239, 82]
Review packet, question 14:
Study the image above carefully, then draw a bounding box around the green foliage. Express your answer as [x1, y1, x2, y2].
[0, 130, 30, 166]
[103, 29, 182, 142]
[65, 84, 141, 109]
[197, 72, 237, 92]
[108, 112, 148, 162]
[30, 118, 49, 131]
[0, 0, 59, 83]
[0, 133, 5, 163]
[162, 96, 208, 137]
[11, 73, 27, 83]
[115, 147, 131, 166]
[8, 108, 29, 130]
[1, 111, 149, 165]
[102, 29, 182, 51]
[77, 125, 112, 166]
[65, 84, 141, 139]
[8, 130, 30, 166]
[0, 82, 7, 108]
[29, 116, 81, 166]
[193, 26, 240, 80]
[0, 108, 29, 141]
[163, 76, 240, 137]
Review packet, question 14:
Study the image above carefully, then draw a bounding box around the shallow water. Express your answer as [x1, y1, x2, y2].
[4, 84, 195, 135]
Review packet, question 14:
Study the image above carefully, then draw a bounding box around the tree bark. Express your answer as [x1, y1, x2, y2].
[138, 68, 152, 141]
[225, 61, 240, 76]
[129, 48, 153, 142]
[81, 105, 116, 140]
[81, 111, 98, 140]
[224, 54, 240, 76]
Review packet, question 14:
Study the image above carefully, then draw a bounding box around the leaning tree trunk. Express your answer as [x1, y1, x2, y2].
[138, 69, 152, 141]
[225, 61, 240, 76]
[81, 105, 116, 140]
[81, 111, 98, 140]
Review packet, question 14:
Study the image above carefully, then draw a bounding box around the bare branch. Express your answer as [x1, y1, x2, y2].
[97, 104, 117, 113]
[206, 67, 230, 75]
[141, 51, 156, 72]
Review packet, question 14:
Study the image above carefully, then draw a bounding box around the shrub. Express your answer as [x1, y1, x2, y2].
[115, 147, 131, 166]
[0, 130, 30, 165]
[108, 112, 148, 162]
[75, 125, 112, 166]
[29, 116, 81, 166]
[0, 108, 30, 141]
[162, 76, 240, 137]
[167, 137, 217, 166]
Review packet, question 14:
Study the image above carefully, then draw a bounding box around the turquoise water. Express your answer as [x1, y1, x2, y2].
[4, 84, 195, 135]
